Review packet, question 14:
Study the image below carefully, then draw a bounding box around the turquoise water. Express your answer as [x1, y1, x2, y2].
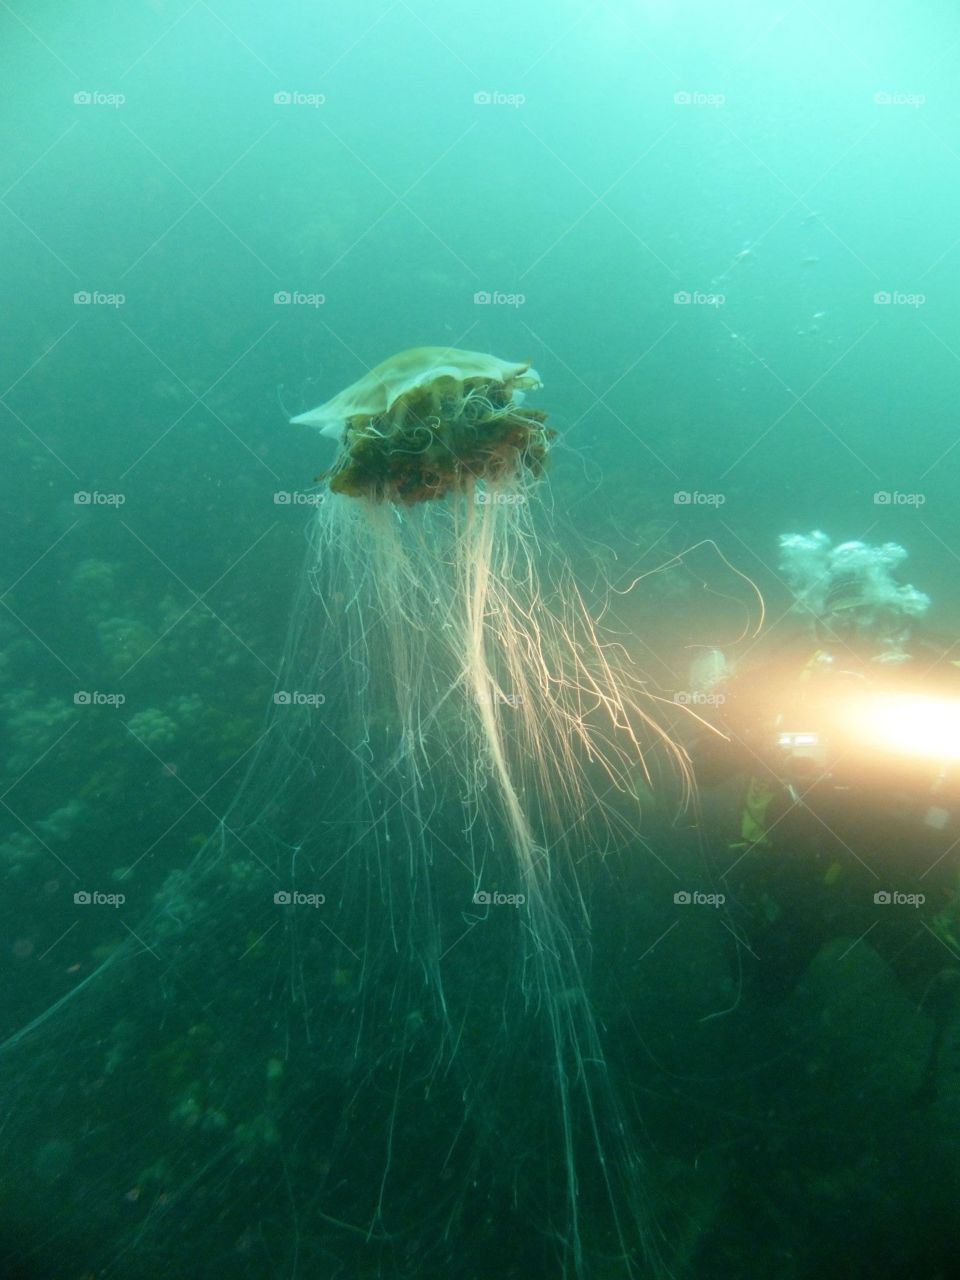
[3, 3, 960, 1277]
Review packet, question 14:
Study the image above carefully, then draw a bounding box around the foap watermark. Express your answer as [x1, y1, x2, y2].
[274, 290, 325, 307]
[274, 490, 324, 506]
[73, 90, 125, 108]
[874, 290, 925, 307]
[74, 490, 125, 506]
[274, 691, 326, 707]
[673, 90, 725, 107]
[473, 290, 526, 307]
[674, 290, 725, 307]
[475, 490, 526, 505]
[873, 90, 925, 108]
[74, 890, 125, 908]
[74, 691, 125, 707]
[673, 691, 726, 707]
[874, 890, 924, 907]
[273, 90, 326, 107]
[874, 490, 925, 506]
[674, 490, 725, 506]
[473, 890, 526, 907]
[473, 90, 525, 107]
[475, 690, 524, 707]
[74, 290, 125, 308]
[674, 890, 725, 907]
[274, 890, 326, 907]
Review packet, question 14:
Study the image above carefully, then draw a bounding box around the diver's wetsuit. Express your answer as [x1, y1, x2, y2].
[696, 637, 960, 1095]
[725, 770, 957, 1003]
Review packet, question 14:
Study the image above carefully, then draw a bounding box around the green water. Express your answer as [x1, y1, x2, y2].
[3, 2, 960, 1277]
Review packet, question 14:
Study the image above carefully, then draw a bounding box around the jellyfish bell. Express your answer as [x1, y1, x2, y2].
[291, 345, 543, 441]
[295, 346, 552, 506]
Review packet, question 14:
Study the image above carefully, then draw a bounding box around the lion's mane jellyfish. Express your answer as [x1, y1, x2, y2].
[0, 347, 687, 1280]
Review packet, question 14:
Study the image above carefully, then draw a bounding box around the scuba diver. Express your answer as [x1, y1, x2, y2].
[689, 531, 960, 1102]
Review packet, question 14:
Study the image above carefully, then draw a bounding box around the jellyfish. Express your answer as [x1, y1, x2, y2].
[0, 348, 689, 1279]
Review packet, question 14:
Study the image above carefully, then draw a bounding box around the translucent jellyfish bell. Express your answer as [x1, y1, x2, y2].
[290, 346, 543, 440]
